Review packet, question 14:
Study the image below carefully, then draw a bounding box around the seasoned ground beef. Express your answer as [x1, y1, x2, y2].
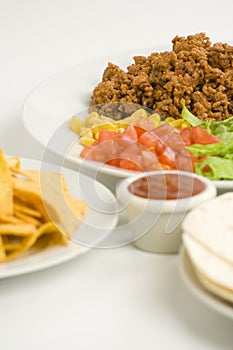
[91, 33, 233, 121]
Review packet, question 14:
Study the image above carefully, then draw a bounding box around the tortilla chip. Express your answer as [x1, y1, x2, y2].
[14, 212, 41, 226]
[0, 236, 6, 261]
[0, 214, 22, 224]
[34, 222, 68, 248]
[65, 192, 88, 220]
[0, 223, 37, 236]
[12, 175, 51, 221]
[2, 234, 39, 262]
[0, 149, 13, 216]
[14, 202, 42, 219]
[39, 172, 87, 237]
[6, 156, 21, 170]
[0, 150, 87, 263]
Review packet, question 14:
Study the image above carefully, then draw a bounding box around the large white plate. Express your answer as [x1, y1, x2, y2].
[22, 48, 233, 192]
[0, 157, 119, 279]
[178, 246, 233, 320]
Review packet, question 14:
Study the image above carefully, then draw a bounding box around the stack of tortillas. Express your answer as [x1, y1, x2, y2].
[182, 192, 233, 304]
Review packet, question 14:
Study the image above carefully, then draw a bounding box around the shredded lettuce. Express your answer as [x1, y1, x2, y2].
[215, 132, 233, 142]
[181, 100, 204, 126]
[187, 141, 233, 158]
[205, 116, 233, 136]
[181, 101, 233, 137]
[187, 141, 233, 180]
[195, 156, 233, 180]
[181, 102, 233, 179]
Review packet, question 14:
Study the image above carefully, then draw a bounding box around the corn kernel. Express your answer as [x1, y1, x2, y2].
[69, 116, 83, 133]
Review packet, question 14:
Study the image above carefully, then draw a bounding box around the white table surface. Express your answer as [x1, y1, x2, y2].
[1, 1, 233, 349]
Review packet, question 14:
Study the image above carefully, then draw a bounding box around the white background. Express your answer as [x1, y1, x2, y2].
[1, 0, 233, 349]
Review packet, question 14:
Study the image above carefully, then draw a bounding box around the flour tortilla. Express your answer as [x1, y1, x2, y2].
[183, 234, 233, 303]
[182, 192, 233, 266]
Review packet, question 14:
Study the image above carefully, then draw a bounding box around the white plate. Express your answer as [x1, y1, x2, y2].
[178, 246, 233, 320]
[22, 48, 233, 192]
[0, 241, 88, 279]
[0, 157, 119, 279]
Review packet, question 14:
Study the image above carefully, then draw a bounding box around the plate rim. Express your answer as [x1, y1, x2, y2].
[0, 242, 88, 279]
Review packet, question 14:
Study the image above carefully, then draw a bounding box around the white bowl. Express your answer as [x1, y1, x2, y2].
[116, 170, 217, 254]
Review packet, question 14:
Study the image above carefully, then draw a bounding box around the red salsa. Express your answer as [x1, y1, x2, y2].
[128, 173, 206, 200]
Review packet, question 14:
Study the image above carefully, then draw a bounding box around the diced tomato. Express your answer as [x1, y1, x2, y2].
[88, 143, 110, 162]
[190, 126, 220, 145]
[150, 124, 171, 138]
[119, 158, 142, 171]
[138, 131, 164, 154]
[202, 165, 212, 172]
[180, 126, 220, 146]
[158, 146, 176, 169]
[141, 150, 159, 171]
[120, 142, 142, 161]
[137, 116, 154, 131]
[190, 155, 207, 172]
[80, 121, 220, 175]
[180, 127, 193, 146]
[110, 138, 135, 158]
[81, 138, 134, 165]
[175, 153, 194, 172]
[96, 130, 121, 144]
[151, 124, 185, 153]
[122, 125, 138, 142]
[80, 146, 93, 159]
[106, 158, 121, 168]
[133, 125, 146, 138]
[120, 143, 148, 171]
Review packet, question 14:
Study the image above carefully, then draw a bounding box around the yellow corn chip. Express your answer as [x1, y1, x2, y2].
[0, 236, 6, 261]
[6, 156, 21, 170]
[13, 202, 42, 219]
[14, 211, 41, 226]
[0, 150, 87, 263]
[12, 175, 51, 221]
[39, 172, 87, 237]
[34, 222, 68, 248]
[0, 149, 13, 216]
[2, 234, 39, 262]
[0, 223, 37, 236]
[0, 214, 22, 224]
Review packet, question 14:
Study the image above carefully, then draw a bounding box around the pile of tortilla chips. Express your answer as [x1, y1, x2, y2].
[182, 192, 233, 304]
[0, 149, 87, 262]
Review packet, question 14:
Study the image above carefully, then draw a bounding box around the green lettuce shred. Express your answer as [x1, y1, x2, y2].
[195, 156, 233, 180]
[181, 100, 204, 126]
[180, 101, 233, 180]
[181, 101, 233, 137]
[187, 141, 233, 158]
